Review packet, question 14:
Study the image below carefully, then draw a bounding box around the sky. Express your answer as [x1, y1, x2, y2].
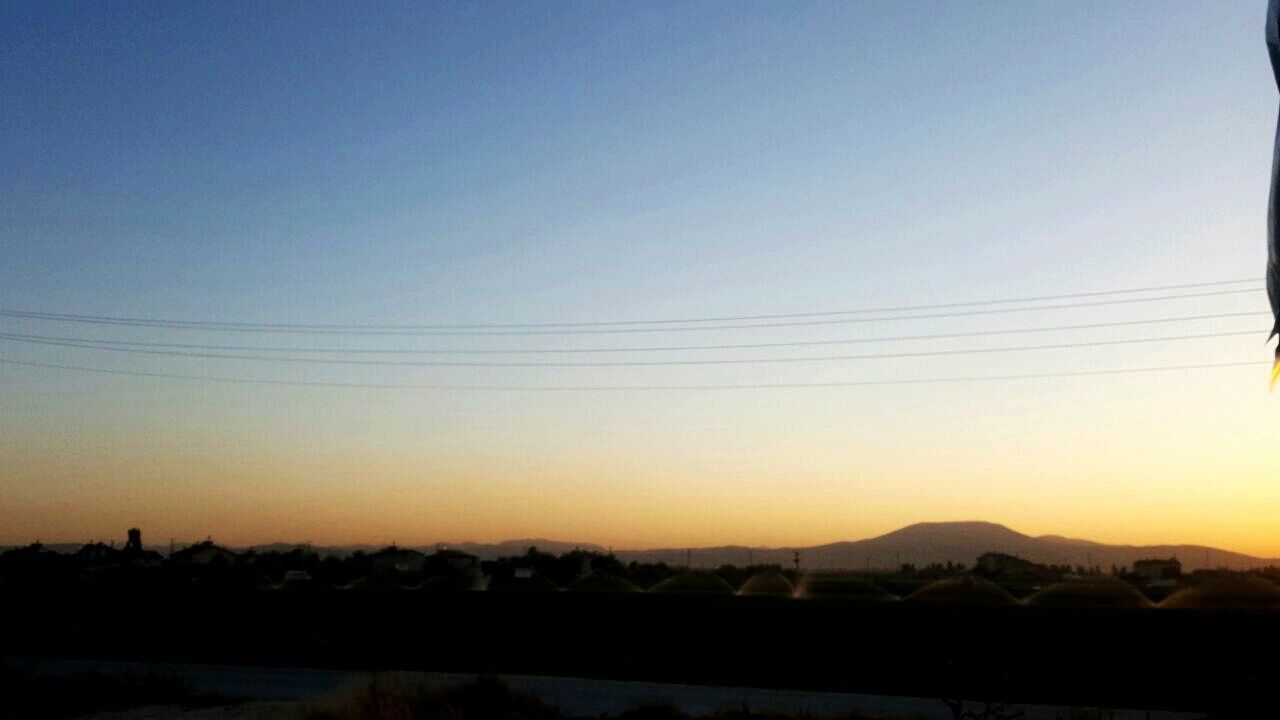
[3, 1, 1279, 556]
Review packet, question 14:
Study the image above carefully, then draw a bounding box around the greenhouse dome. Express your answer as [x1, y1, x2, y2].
[414, 573, 488, 592]
[342, 574, 407, 590]
[488, 572, 559, 592]
[903, 576, 1018, 606]
[565, 573, 642, 593]
[794, 573, 896, 602]
[737, 570, 795, 597]
[1024, 577, 1152, 609]
[1160, 575, 1280, 610]
[648, 571, 735, 594]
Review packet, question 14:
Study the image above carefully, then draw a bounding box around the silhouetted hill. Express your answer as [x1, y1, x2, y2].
[230, 539, 607, 560]
[1034, 534, 1104, 547]
[449, 538, 607, 560]
[606, 522, 1280, 572]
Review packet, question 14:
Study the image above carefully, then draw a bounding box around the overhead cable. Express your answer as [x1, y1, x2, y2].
[0, 311, 1263, 354]
[0, 330, 1260, 367]
[0, 287, 1263, 336]
[0, 357, 1266, 391]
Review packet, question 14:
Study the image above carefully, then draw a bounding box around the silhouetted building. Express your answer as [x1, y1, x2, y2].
[170, 540, 238, 565]
[118, 528, 163, 566]
[425, 549, 479, 575]
[75, 542, 121, 566]
[1133, 558, 1181, 582]
[0, 543, 69, 584]
[975, 552, 1052, 581]
[370, 546, 425, 573]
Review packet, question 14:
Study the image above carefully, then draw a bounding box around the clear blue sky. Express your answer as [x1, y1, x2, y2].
[2, 1, 1277, 552]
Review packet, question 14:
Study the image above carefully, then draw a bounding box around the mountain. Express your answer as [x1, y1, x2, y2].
[606, 522, 1280, 572]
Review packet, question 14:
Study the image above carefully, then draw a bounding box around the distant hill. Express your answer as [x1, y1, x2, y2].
[446, 538, 607, 560]
[606, 522, 1280, 572]
[9, 522, 1276, 571]
[0, 543, 84, 555]
[240, 538, 609, 560]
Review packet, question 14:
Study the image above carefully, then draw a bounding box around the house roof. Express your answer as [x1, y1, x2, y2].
[75, 542, 122, 558]
[429, 549, 477, 560]
[372, 546, 426, 559]
[170, 540, 238, 561]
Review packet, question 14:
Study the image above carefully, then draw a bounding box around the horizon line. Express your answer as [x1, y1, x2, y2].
[9, 519, 1278, 561]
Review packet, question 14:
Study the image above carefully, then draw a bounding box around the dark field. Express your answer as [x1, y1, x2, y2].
[4, 588, 1277, 716]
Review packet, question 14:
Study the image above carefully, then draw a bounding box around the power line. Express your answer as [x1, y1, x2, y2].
[0, 287, 1263, 336]
[0, 311, 1263, 354]
[0, 356, 1265, 391]
[0, 330, 1260, 367]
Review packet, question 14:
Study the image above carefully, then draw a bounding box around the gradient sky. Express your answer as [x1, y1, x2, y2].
[3, 1, 1278, 555]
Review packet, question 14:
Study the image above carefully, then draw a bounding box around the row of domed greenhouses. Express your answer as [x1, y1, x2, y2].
[329, 569, 1280, 609]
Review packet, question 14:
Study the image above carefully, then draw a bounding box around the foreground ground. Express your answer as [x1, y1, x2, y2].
[3, 668, 1203, 720]
[3, 588, 1276, 716]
